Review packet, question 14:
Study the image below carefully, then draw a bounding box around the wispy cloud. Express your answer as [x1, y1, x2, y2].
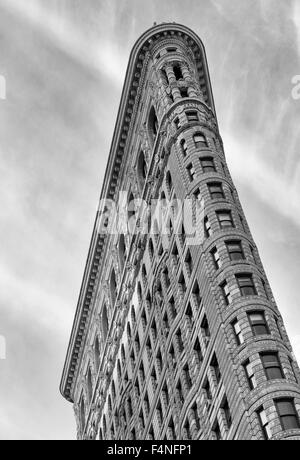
[0, 0, 127, 86]
[0, 0, 299, 440]
[223, 131, 300, 229]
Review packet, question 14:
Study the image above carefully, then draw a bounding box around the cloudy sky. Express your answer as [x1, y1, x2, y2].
[0, 0, 299, 440]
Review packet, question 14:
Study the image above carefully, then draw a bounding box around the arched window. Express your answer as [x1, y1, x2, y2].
[87, 367, 93, 403]
[194, 132, 207, 148]
[173, 63, 183, 80]
[110, 269, 117, 306]
[137, 150, 147, 189]
[148, 106, 158, 144]
[94, 336, 101, 371]
[119, 234, 126, 271]
[102, 304, 109, 340]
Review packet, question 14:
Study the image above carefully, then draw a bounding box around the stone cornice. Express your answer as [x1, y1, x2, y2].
[60, 23, 217, 403]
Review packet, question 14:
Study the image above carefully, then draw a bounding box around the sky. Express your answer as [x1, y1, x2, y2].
[0, 0, 299, 441]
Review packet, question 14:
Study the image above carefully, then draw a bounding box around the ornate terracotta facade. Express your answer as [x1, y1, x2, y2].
[60, 23, 300, 440]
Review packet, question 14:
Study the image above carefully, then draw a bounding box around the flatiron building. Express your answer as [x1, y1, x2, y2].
[60, 23, 300, 440]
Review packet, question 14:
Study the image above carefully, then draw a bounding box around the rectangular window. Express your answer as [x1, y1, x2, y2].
[176, 379, 184, 405]
[211, 247, 221, 269]
[244, 359, 256, 390]
[232, 318, 244, 345]
[192, 281, 201, 307]
[211, 353, 221, 384]
[174, 117, 180, 130]
[226, 240, 245, 261]
[187, 163, 196, 181]
[236, 274, 257, 296]
[151, 320, 157, 341]
[157, 402, 163, 426]
[176, 328, 184, 354]
[221, 397, 232, 429]
[162, 383, 170, 409]
[184, 420, 192, 440]
[204, 216, 212, 238]
[183, 364, 193, 391]
[217, 210, 234, 229]
[163, 312, 170, 335]
[220, 280, 232, 305]
[169, 345, 176, 369]
[193, 188, 202, 202]
[180, 139, 188, 157]
[185, 303, 194, 325]
[186, 110, 198, 122]
[192, 403, 201, 431]
[185, 250, 193, 274]
[261, 352, 284, 380]
[212, 421, 222, 440]
[178, 272, 187, 295]
[203, 378, 212, 401]
[257, 407, 272, 440]
[201, 315, 211, 344]
[200, 157, 215, 172]
[276, 399, 300, 431]
[194, 133, 207, 148]
[248, 311, 269, 336]
[194, 337, 203, 365]
[180, 87, 188, 98]
[208, 182, 225, 199]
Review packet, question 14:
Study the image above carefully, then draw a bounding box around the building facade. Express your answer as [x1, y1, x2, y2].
[60, 23, 300, 440]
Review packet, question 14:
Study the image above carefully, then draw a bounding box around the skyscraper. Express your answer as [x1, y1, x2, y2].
[60, 23, 300, 440]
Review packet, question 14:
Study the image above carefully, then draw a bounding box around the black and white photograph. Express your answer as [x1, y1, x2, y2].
[0, 0, 300, 443]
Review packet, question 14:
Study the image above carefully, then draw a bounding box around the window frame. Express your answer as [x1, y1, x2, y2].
[226, 240, 245, 261]
[186, 110, 199, 122]
[248, 311, 270, 336]
[217, 210, 234, 229]
[276, 398, 300, 431]
[200, 156, 216, 172]
[208, 182, 225, 200]
[236, 274, 257, 296]
[261, 352, 284, 381]
[194, 133, 208, 148]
